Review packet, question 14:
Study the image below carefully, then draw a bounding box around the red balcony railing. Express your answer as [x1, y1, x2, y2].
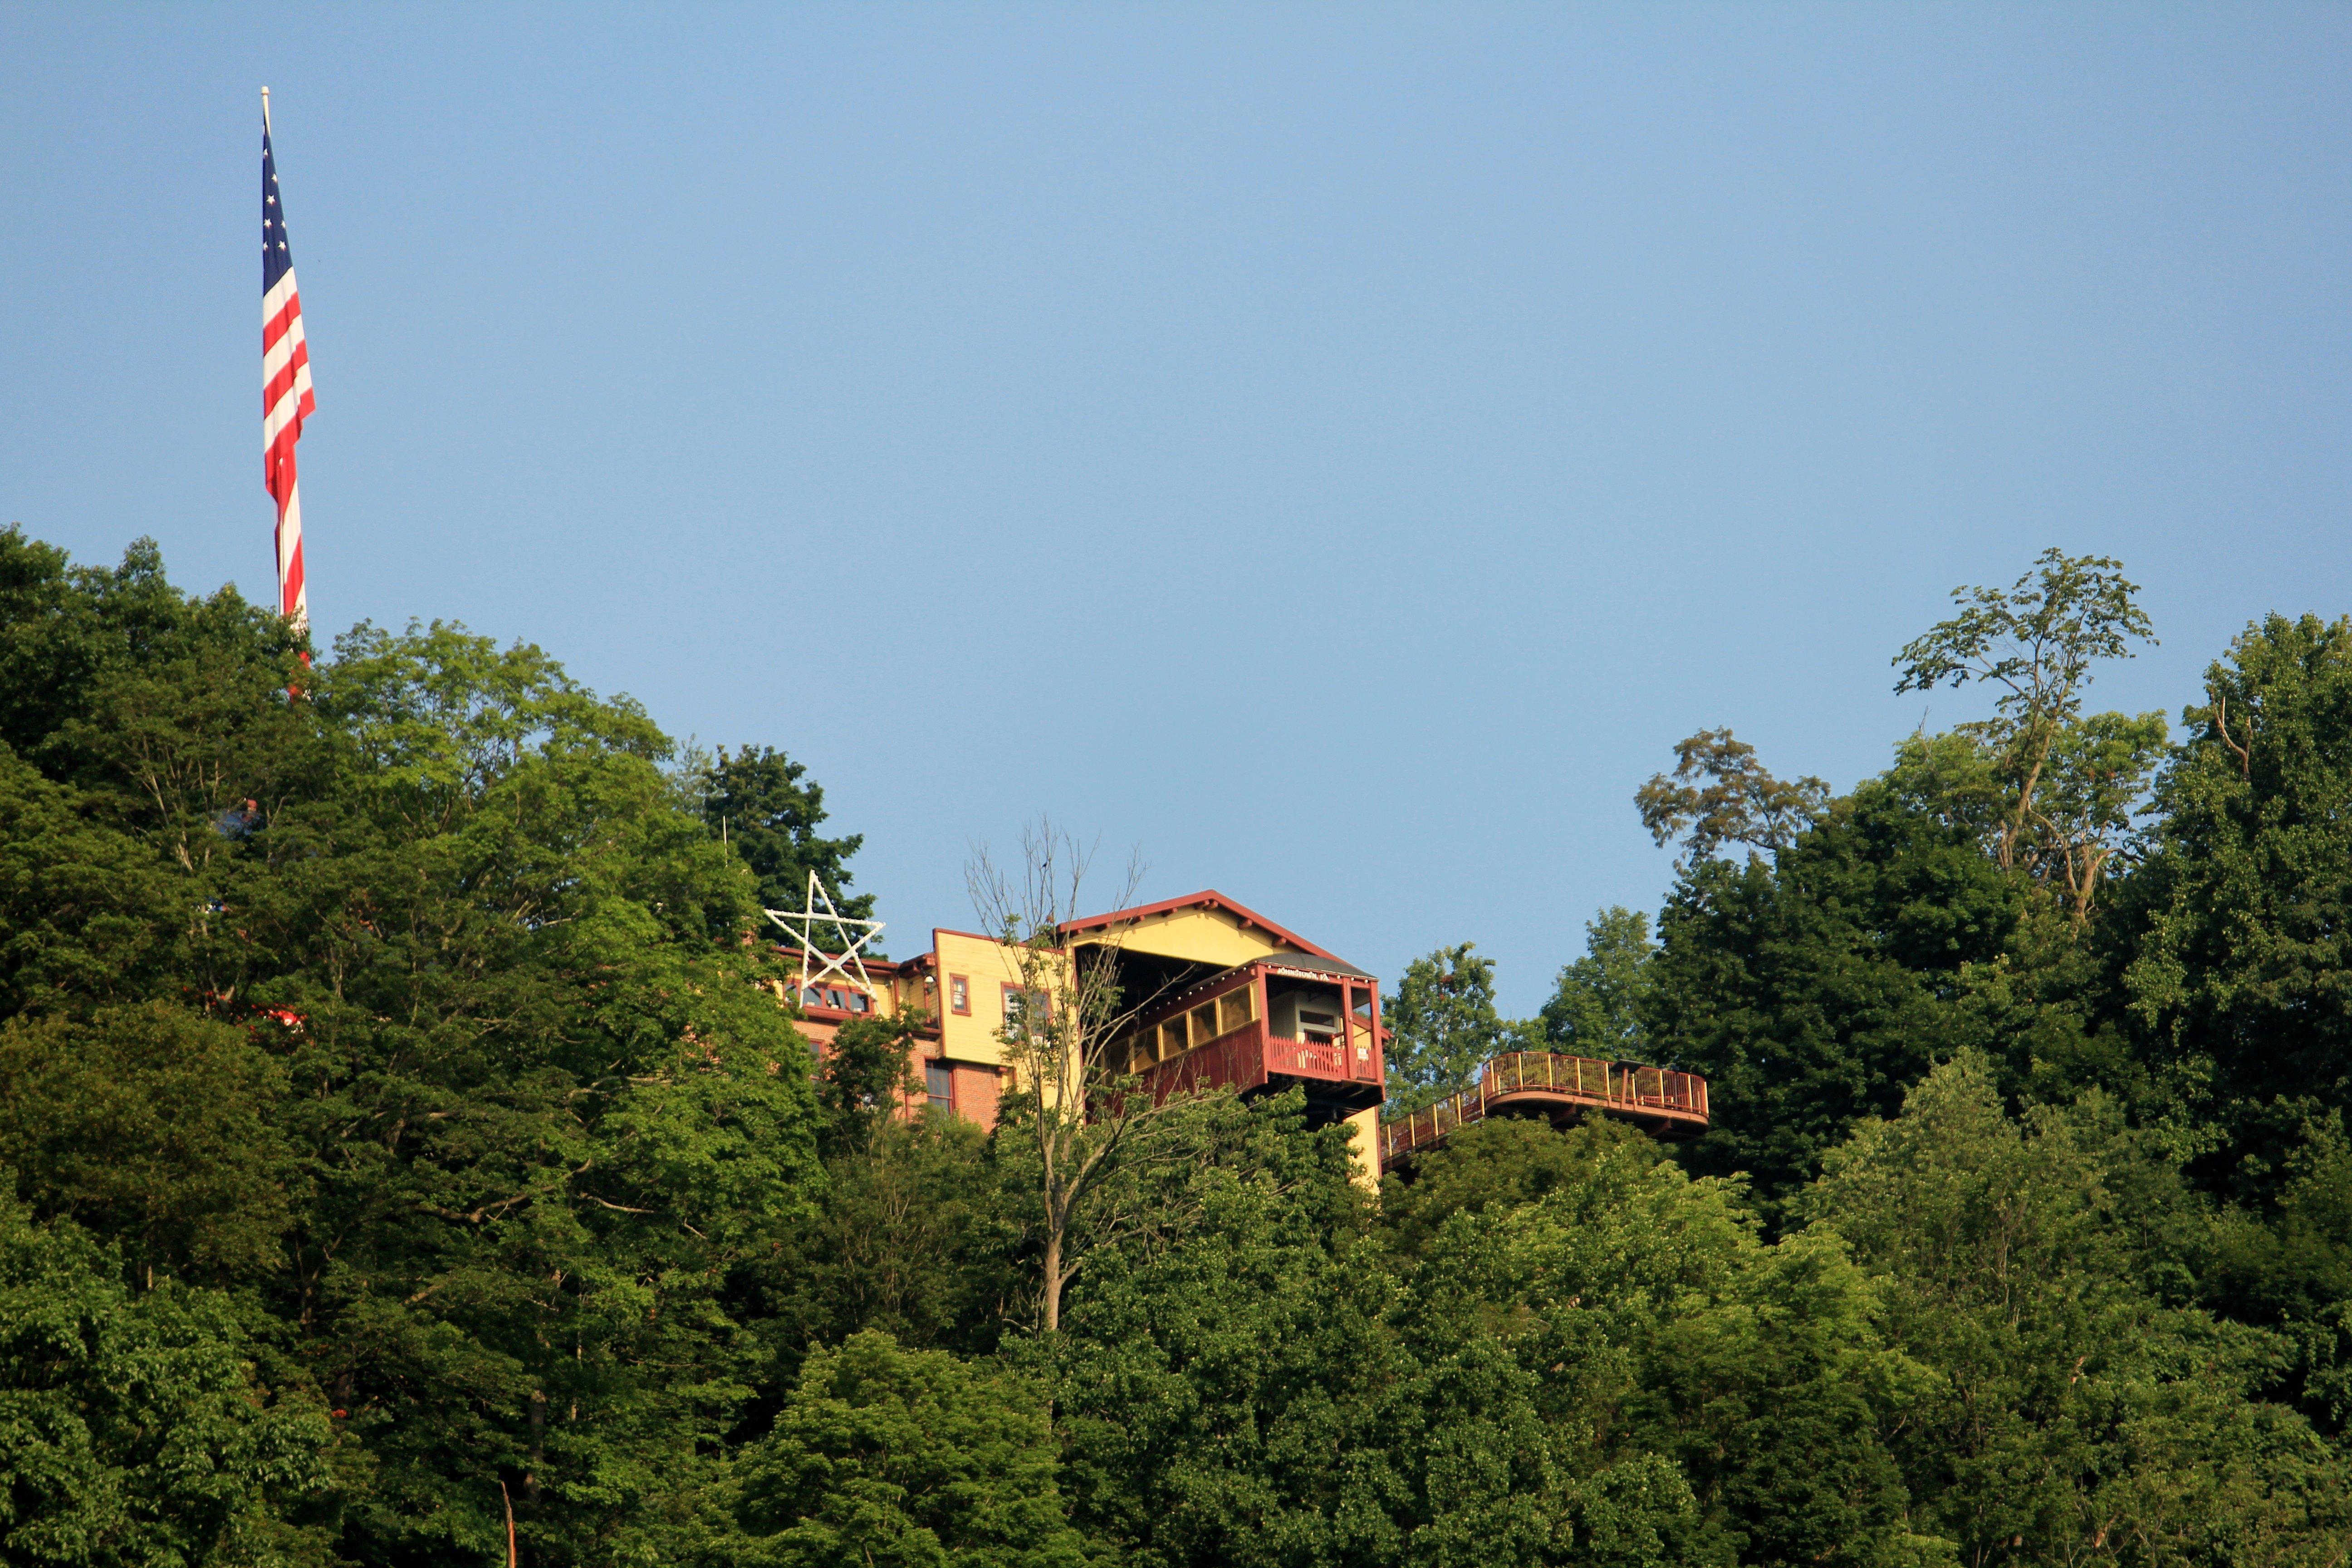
[1138, 1018, 1381, 1109]
[1378, 1050, 1709, 1170]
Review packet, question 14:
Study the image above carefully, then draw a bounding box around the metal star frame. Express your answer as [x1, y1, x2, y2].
[765, 872, 886, 999]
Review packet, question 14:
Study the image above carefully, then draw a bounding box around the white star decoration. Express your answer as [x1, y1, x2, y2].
[764, 872, 886, 1000]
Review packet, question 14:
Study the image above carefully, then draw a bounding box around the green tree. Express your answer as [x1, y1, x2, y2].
[2200, 1120, 2352, 1436]
[1650, 771, 2029, 1211]
[728, 1330, 1091, 1568]
[231, 624, 825, 1565]
[1532, 906, 1656, 1058]
[0, 529, 308, 788]
[0, 1195, 332, 1566]
[1399, 1118, 1933, 1568]
[699, 745, 874, 924]
[1047, 1093, 1389, 1568]
[0, 1004, 296, 1285]
[0, 753, 179, 1014]
[753, 1012, 967, 1394]
[1803, 1054, 2352, 1567]
[1382, 943, 1505, 1120]
[2122, 612, 2352, 1193]
[1636, 729, 1830, 865]
[749, 1112, 1017, 1395]
[0, 538, 850, 1564]
[1892, 549, 2164, 926]
[817, 1012, 928, 1159]
[968, 823, 1204, 1335]
[1379, 1113, 1656, 1260]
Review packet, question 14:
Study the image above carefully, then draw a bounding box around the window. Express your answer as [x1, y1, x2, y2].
[1003, 985, 1049, 1030]
[1218, 988, 1254, 1036]
[950, 975, 970, 1016]
[926, 1060, 954, 1112]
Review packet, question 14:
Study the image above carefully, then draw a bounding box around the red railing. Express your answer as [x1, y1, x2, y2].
[1378, 1050, 1710, 1168]
[1264, 1032, 1346, 1078]
[1139, 1018, 1384, 1102]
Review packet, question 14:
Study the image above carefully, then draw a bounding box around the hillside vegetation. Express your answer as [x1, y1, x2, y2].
[0, 529, 2345, 1567]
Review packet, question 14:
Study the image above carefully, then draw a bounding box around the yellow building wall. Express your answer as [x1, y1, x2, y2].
[931, 928, 1077, 1069]
[1345, 1107, 1382, 1191]
[1069, 906, 1311, 970]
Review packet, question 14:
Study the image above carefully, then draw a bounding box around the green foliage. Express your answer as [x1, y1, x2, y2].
[1803, 1054, 2351, 1566]
[0, 754, 177, 1014]
[0, 529, 2344, 1568]
[698, 745, 874, 925]
[750, 1113, 1016, 1389]
[729, 1330, 1089, 1568]
[2123, 612, 2352, 1194]
[819, 1013, 927, 1158]
[1399, 1117, 1929, 1568]
[0, 529, 309, 794]
[1530, 906, 1655, 1057]
[0, 1194, 332, 1566]
[1892, 548, 2164, 922]
[1650, 774, 2030, 1210]
[0, 536, 834, 1565]
[1378, 1113, 1658, 1260]
[2201, 1119, 2352, 1436]
[1047, 1093, 1381, 1568]
[1637, 729, 1831, 863]
[1381, 944, 1504, 1120]
[0, 1004, 295, 1283]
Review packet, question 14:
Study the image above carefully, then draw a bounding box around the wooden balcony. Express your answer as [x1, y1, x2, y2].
[1378, 1051, 1709, 1172]
[1137, 1016, 1384, 1116]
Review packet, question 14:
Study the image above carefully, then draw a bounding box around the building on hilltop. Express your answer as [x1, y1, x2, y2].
[783, 889, 1393, 1178]
[779, 884, 1712, 1185]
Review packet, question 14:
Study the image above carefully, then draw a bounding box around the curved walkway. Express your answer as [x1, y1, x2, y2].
[1378, 1050, 1710, 1173]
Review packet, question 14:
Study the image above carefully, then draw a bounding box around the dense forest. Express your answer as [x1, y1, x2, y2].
[0, 527, 2346, 1568]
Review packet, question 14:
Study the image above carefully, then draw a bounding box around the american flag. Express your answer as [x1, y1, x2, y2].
[262, 94, 314, 631]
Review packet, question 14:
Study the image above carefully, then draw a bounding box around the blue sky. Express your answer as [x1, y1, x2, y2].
[4, 4, 2348, 1014]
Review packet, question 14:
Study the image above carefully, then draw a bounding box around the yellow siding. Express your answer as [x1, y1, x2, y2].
[932, 930, 1026, 1065]
[928, 930, 1076, 1069]
[1070, 906, 1307, 970]
[1345, 1107, 1381, 1191]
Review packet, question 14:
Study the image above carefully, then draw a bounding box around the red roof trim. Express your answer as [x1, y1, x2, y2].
[931, 926, 1066, 956]
[1057, 890, 1340, 962]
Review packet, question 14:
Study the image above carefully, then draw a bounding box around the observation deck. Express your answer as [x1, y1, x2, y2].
[1116, 952, 1385, 1122]
[1378, 1051, 1709, 1173]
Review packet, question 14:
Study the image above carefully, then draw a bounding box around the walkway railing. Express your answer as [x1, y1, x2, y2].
[1378, 1050, 1710, 1169]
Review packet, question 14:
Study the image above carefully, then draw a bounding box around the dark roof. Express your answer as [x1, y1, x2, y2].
[1143, 951, 1379, 1022]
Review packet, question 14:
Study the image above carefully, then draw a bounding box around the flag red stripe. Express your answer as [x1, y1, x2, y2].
[264, 346, 310, 416]
[279, 529, 305, 617]
[265, 293, 301, 350]
[266, 429, 299, 508]
[264, 343, 312, 416]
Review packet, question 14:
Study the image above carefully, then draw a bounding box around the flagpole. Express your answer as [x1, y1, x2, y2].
[262, 85, 274, 617]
